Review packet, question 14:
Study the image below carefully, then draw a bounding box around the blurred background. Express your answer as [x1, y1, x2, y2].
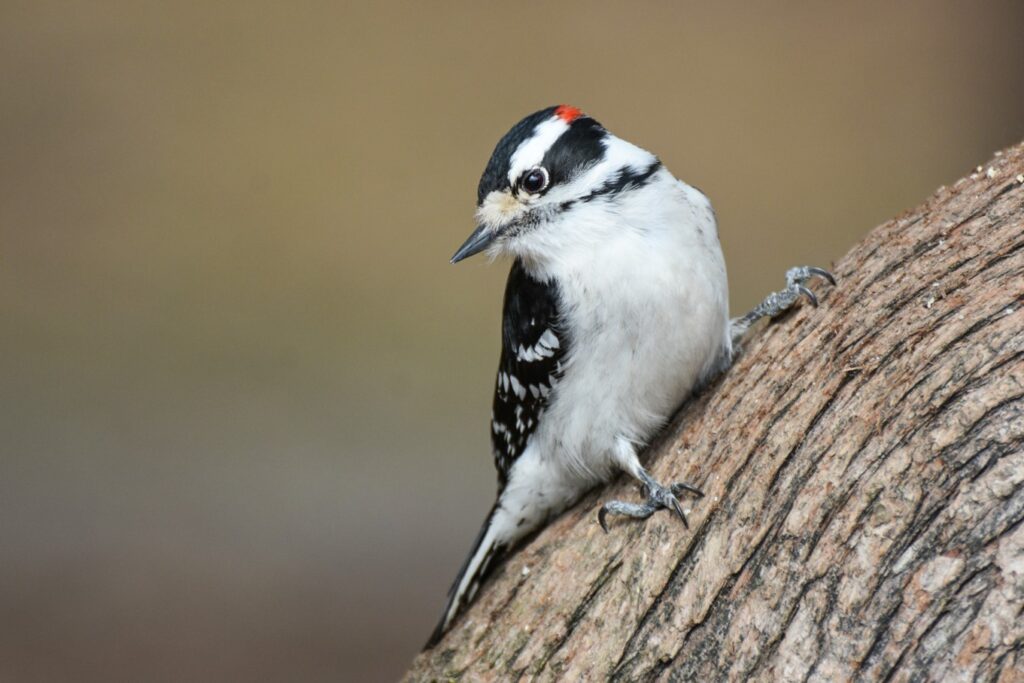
[2, 2, 1022, 680]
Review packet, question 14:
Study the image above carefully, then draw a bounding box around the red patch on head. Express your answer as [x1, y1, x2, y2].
[554, 105, 584, 124]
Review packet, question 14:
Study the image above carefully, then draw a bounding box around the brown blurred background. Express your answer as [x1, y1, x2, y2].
[2, 2, 1022, 681]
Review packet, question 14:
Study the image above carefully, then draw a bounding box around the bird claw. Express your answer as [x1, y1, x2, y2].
[730, 265, 836, 345]
[796, 284, 818, 308]
[671, 481, 705, 498]
[786, 266, 836, 311]
[804, 266, 837, 286]
[785, 265, 836, 287]
[599, 474, 702, 533]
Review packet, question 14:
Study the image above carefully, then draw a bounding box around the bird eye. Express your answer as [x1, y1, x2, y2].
[520, 167, 550, 194]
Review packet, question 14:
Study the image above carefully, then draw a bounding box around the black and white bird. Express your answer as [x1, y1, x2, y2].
[427, 105, 833, 647]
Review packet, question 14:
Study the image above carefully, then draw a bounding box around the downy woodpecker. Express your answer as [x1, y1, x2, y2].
[427, 105, 834, 647]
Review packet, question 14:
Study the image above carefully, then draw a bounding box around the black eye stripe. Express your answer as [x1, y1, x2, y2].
[540, 117, 606, 189]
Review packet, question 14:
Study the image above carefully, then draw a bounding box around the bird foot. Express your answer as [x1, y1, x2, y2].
[730, 266, 836, 345]
[598, 471, 704, 533]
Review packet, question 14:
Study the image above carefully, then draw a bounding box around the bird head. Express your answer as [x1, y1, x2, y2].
[451, 105, 662, 265]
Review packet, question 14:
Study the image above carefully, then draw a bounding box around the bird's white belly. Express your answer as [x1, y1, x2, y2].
[534, 235, 728, 491]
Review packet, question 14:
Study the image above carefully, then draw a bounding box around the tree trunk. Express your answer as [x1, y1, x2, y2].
[405, 144, 1024, 682]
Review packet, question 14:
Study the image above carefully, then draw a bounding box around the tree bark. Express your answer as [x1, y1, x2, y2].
[406, 144, 1024, 682]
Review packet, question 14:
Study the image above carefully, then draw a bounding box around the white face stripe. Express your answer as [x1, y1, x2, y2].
[508, 116, 570, 186]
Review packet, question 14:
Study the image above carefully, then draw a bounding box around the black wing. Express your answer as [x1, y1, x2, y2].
[491, 259, 568, 488]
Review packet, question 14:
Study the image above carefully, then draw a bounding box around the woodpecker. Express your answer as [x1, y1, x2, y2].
[427, 105, 834, 647]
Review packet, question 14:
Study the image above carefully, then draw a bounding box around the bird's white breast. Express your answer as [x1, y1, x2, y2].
[524, 170, 730, 486]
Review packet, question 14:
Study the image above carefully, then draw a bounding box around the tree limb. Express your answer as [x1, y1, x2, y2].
[406, 143, 1024, 682]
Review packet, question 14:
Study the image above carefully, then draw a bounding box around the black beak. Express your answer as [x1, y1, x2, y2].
[450, 224, 496, 263]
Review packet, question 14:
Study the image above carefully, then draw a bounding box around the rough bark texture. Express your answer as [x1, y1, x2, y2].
[406, 144, 1024, 682]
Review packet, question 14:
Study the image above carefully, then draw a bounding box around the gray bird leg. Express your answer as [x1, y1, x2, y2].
[729, 266, 836, 348]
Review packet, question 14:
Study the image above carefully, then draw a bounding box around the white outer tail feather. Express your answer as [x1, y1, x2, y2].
[425, 505, 506, 648]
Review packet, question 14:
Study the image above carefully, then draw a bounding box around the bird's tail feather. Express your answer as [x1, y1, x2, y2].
[424, 503, 506, 649]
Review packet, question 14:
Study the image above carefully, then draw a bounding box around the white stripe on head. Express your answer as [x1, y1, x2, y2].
[508, 116, 570, 185]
